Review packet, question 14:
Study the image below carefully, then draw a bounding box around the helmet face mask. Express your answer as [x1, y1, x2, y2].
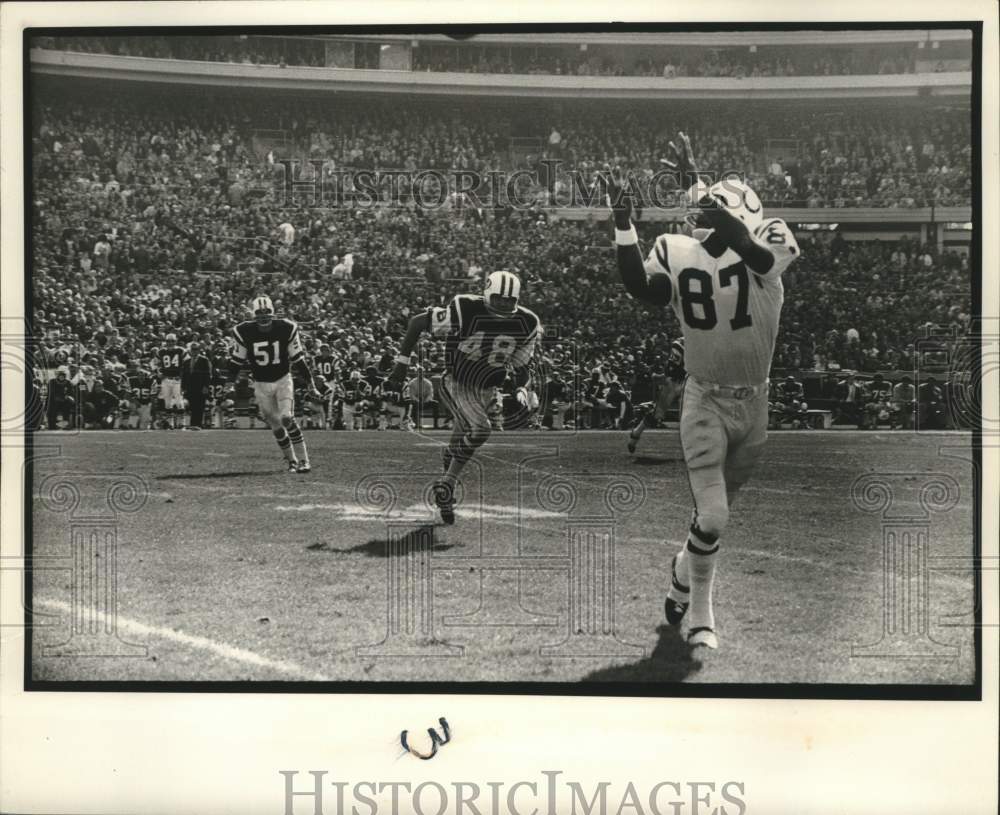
[486, 293, 518, 314]
[252, 295, 275, 330]
[484, 271, 520, 315]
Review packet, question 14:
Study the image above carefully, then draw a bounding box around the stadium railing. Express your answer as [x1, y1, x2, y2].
[30, 49, 972, 100]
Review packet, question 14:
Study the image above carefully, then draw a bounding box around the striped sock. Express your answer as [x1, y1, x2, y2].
[287, 421, 307, 463]
[686, 523, 720, 632]
[273, 428, 295, 463]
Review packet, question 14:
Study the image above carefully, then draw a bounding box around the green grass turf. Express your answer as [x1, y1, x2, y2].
[28, 427, 977, 686]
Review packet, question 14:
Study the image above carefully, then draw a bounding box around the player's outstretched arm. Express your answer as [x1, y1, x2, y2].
[388, 311, 432, 387]
[604, 166, 672, 307]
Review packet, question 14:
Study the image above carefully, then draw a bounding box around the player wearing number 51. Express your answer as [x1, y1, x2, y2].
[607, 132, 800, 650]
[387, 271, 541, 524]
[229, 295, 330, 473]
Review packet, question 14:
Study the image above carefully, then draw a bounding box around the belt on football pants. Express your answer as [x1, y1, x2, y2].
[690, 376, 767, 401]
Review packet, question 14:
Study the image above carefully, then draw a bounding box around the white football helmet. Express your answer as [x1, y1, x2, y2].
[685, 178, 764, 239]
[252, 294, 275, 328]
[484, 271, 520, 314]
[165, 333, 177, 343]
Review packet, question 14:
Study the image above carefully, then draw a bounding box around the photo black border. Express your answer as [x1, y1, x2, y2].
[21, 20, 984, 700]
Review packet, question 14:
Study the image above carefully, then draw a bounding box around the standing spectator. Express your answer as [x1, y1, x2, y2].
[890, 376, 916, 430]
[918, 375, 945, 429]
[583, 370, 608, 429]
[542, 368, 570, 430]
[833, 373, 863, 426]
[604, 380, 631, 429]
[46, 368, 76, 429]
[93, 233, 111, 272]
[404, 367, 435, 431]
[511, 381, 542, 429]
[182, 341, 214, 428]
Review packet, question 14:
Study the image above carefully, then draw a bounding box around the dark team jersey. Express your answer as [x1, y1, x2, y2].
[314, 355, 338, 381]
[866, 381, 892, 401]
[586, 380, 606, 401]
[104, 372, 130, 398]
[127, 372, 155, 404]
[428, 295, 541, 388]
[363, 374, 384, 401]
[154, 346, 187, 378]
[211, 364, 228, 397]
[343, 379, 371, 405]
[381, 379, 404, 404]
[777, 381, 804, 402]
[230, 318, 304, 383]
[48, 377, 73, 403]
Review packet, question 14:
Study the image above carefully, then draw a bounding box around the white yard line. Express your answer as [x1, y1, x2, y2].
[34, 598, 332, 681]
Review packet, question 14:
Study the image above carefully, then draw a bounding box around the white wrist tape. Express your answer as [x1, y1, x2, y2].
[615, 225, 639, 246]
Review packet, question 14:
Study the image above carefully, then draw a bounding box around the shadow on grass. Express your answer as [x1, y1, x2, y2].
[308, 525, 456, 557]
[581, 625, 702, 683]
[631, 455, 683, 466]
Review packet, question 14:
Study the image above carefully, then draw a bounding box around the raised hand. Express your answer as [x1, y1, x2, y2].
[602, 164, 633, 230]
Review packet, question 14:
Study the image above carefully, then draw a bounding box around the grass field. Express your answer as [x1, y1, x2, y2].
[28, 427, 977, 686]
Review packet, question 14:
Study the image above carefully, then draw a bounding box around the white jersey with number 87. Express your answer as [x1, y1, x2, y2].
[643, 217, 800, 386]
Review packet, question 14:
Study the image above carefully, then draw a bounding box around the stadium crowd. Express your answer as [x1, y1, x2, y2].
[34, 35, 957, 78]
[411, 43, 925, 78]
[30, 87, 973, 431]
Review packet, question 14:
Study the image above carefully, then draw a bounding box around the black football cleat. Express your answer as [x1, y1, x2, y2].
[287, 460, 298, 474]
[433, 481, 456, 525]
[627, 432, 639, 454]
[664, 554, 690, 625]
[296, 460, 311, 474]
[441, 446, 453, 474]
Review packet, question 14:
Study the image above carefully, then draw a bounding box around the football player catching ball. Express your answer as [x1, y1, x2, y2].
[387, 271, 541, 524]
[608, 133, 800, 649]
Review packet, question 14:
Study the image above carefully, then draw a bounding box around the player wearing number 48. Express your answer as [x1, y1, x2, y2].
[607, 132, 800, 651]
[229, 295, 330, 473]
[387, 271, 541, 525]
